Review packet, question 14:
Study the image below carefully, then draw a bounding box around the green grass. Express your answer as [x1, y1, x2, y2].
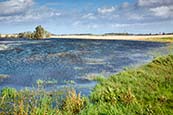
[146, 37, 173, 42]
[0, 55, 173, 115]
[0, 87, 86, 115]
[80, 55, 173, 115]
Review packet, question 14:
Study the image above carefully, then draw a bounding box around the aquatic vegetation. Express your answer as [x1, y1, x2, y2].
[0, 74, 9, 82]
[0, 55, 173, 114]
[1, 87, 17, 98]
[82, 73, 104, 81]
[64, 80, 76, 85]
[36, 79, 44, 87]
[36, 79, 58, 88]
[0, 87, 84, 115]
[46, 79, 58, 85]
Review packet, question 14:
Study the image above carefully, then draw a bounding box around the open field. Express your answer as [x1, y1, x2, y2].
[51, 35, 173, 42]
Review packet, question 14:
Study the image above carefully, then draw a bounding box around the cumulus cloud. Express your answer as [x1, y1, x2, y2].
[138, 0, 173, 7]
[137, 0, 173, 18]
[0, 0, 34, 16]
[150, 5, 173, 18]
[62, 0, 173, 29]
[0, 0, 61, 23]
[97, 7, 115, 14]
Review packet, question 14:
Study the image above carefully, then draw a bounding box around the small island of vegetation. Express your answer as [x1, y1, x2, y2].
[0, 25, 51, 40]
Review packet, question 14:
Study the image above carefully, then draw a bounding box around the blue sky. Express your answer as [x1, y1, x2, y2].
[0, 0, 173, 34]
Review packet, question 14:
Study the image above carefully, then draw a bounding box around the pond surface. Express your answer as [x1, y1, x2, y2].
[0, 38, 168, 95]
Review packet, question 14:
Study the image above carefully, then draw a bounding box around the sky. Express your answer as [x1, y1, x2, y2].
[0, 0, 173, 34]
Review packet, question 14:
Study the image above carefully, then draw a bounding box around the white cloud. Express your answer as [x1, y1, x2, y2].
[0, 2, 61, 23]
[138, 0, 173, 7]
[0, 0, 34, 16]
[111, 23, 129, 28]
[72, 21, 81, 26]
[138, 0, 159, 7]
[50, 12, 61, 17]
[111, 22, 149, 28]
[97, 7, 115, 14]
[86, 24, 99, 29]
[136, 0, 173, 19]
[150, 5, 173, 18]
[72, 20, 99, 29]
[82, 13, 96, 20]
[127, 13, 144, 20]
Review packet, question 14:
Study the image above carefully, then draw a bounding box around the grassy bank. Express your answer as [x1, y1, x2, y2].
[81, 55, 173, 115]
[146, 37, 173, 43]
[0, 55, 173, 115]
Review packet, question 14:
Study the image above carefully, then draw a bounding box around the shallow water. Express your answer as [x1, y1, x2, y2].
[0, 38, 168, 95]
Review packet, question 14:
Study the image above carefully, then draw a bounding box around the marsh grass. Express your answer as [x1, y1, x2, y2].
[61, 90, 86, 115]
[0, 87, 85, 115]
[0, 55, 173, 115]
[147, 37, 173, 42]
[80, 55, 173, 114]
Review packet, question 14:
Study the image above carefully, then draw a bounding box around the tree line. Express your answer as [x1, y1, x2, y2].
[0, 25, 51, 39]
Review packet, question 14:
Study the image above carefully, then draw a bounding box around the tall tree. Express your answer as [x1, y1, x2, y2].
[5, 34, 9, 38]
[34, 25, 45, 39]
[17, 25, 50, 39]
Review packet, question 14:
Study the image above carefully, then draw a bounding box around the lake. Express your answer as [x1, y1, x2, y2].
[0, 38, 168, 95]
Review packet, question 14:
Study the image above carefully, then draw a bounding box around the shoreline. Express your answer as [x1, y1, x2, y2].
[0, 34, 173, 42]
[50, 35, 173, 42]
[1, 55, 172, 114]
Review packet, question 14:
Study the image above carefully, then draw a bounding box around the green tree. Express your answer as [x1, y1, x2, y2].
[18, 33, 25, 38]
[18, 32, 33, 39]
[31, 32, 35, 39]
[45, 30, 51, 38]
[25, 32, 33, 39]
[5, 34, 9, 38]
[34, 25, 45, 39]
[11, 35, 15, 38]
[17, 25, 50, 39]
[0, 34, 1, 38]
